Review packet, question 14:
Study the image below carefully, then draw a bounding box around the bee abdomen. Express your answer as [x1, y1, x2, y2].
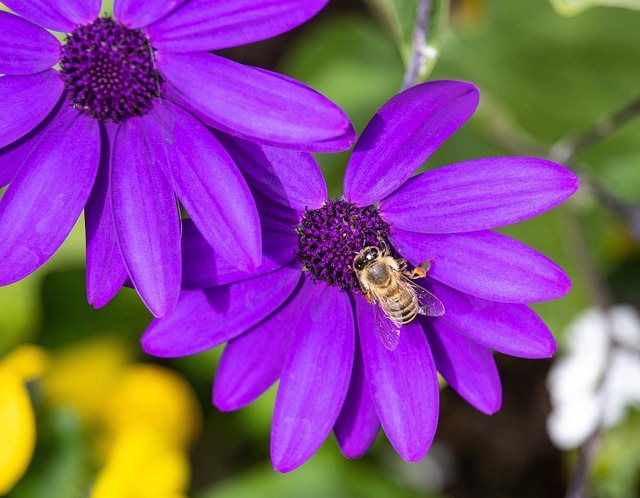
[386, 290, 419, 324]
[398, 302, 419, 324]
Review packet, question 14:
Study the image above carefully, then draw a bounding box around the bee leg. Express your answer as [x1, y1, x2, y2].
[418, 259, 432, 273]
[364, 292, 373, 304]
[397, 258, 424, 279]
[407, 267, 427, 279]
[404, 261, 431, 280]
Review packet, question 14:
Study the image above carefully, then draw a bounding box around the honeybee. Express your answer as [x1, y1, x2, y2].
[353, 242, 444, 351]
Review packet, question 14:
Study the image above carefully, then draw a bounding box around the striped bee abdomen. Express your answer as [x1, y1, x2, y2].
[383, 281, 419, 324]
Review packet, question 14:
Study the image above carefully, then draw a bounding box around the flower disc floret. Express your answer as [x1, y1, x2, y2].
[296, 199, 391, 291]
[60, 18, 160, 123]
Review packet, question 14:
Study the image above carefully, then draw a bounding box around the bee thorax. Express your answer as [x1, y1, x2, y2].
[367, 262, 393, 286]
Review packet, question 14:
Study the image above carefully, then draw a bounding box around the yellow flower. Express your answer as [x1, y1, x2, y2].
[91, 428, 191, 498]
[91, 364, 202, 498]
[43, 338, 132, 425]
[43, 340, 200, 498]
[101, 364, 202, 452]
[0, 346, 49, 495]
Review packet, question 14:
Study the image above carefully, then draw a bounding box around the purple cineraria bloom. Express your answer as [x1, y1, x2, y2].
[141, 80, 579, 471]
[0, 0, 355, 317]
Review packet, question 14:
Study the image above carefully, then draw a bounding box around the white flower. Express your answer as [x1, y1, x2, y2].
[546, 305, 640, 450]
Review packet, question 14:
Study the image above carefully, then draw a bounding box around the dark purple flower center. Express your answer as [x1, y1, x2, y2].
[59, 18, 161, 123]
[296, 198, 392, 292]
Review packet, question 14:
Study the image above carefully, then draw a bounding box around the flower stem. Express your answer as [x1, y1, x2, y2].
[562, 210, 614, 311]
[401, 0, 431, 91]
[565, 429, 601, 498]
[484, 92, 640, 242]
[551, 93, 640, 164]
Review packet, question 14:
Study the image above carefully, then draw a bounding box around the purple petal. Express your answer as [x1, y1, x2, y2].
[0, 70, 64, 149]
[380, 157, 579, 233]
[213, 131, 327, 211]
[111, 113, 181, 318]
[1, 0, 74, 31]
[271, 283, 355, 472]
[157, 52, 354, 151]
[0, 134, 30, 188]
[429, 280, 556, 358]
[0, 12, 61, 75]
[423, 316, 501, 414]
[334, 332, 380, 458]
[182, 217, 298, 289]
[147, 0, 328, 52]
[114, 0, 189, 29]
[148, 100, 261, 272]
[0, 97, 64, 189]
[164, 80, 355, 153]
[355, 293, 439, 462]
[344, 80, 479, 207]
[214, 273, 315, 411]
[84, 123, 127, 308]
[390, 228, 571, 303]
[0, 105, 100, 285]
[55, 0, 101, 25]
[251, 187, 302, 227]
[142, 261, 302, 358]
[2, 0, 99, 31]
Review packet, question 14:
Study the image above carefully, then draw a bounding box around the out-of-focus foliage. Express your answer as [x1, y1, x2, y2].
[550, 0, 640, 16]
[195, 448, 445, 498]
[591, 411, 640, 497]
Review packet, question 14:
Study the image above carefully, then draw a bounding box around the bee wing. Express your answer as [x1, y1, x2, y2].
[372, 297, 402, 351]
[404, 278, 445, 317]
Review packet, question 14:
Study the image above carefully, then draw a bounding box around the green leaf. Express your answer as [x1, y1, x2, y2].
[0, 279, 41, 355]
[432, 0, 640, 145]
[595, 151, 640, 203]
[550, 0, 640, 16]
[195, 445, 444, 498]
[8, 409, 89, 498]
[590, 411, 640, 498]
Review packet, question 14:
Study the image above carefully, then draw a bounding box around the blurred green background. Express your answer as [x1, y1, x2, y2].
[2, 0, 640, 496]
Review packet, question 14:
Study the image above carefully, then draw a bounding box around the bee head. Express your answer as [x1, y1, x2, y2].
[354, 246, 380, 271]
[366, 246, 380, 260]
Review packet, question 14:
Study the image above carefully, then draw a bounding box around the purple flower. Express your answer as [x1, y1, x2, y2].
[0, 0, 355, 317]
[141, 80, 579, 471]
